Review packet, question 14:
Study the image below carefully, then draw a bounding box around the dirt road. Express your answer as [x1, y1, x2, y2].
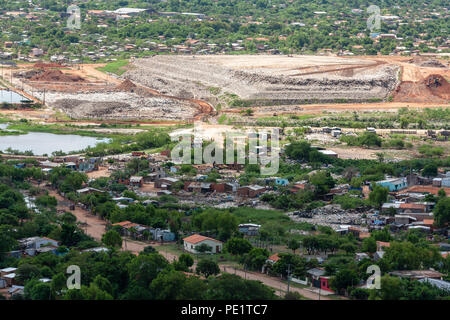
[219, 265, 334, 300]
[222, 101, 449, 117]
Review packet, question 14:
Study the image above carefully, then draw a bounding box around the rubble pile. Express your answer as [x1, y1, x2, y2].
[123, 55, 400, 106]
[35, 91, 197, 120]
[289, 204, 364, 227]
[419, 60, 446, 68]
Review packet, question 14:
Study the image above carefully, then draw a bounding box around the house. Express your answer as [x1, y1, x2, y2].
[261, 253, 280, 273]
[183, 234, 223, 254]
[389, 270, 443, 280]
[399, 203, 426, 214]
[155, 177, 180, 189]
[395, 215, 417, 225]
[17, 237, 59, 256]
[8, 285, 24, 297]
[318, 150, 338, 158]
[399, 186, 450, 196]
[376, 241, 390, 252]
[307, 268, 326, 289]
[113, 8, 152, 16]
[0, 267, 17, 278]
[418, 278, 450, 291]
[355, 253, 370, 262]
[237, 185, 266, 198]
[376, 178, 408, 192]
[184, 182, 213, 193]
[129, 176, 144, 187]
[152, 229, 176, 242]
[76, 187, 104, 195]
[2, 273, 16, 286]
[111, 221, 152, 239]
[211, 183, 235, 193]
[238, 223, 261, 236]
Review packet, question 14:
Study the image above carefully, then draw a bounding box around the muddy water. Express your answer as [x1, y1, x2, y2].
[0, 124, 110, 155]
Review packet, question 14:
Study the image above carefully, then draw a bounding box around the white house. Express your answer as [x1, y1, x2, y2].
[183, 234, 223, 254]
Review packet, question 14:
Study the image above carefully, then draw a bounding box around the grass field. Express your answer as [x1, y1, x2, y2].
[97, 59, 129, 76]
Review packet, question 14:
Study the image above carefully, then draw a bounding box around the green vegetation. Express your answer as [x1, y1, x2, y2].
[97, 60, 129, 75]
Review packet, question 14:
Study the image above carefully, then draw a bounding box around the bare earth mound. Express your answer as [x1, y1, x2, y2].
[393, 74, 450, 103]
[123, 55, 400, 106]
[30, 70, 85, 83]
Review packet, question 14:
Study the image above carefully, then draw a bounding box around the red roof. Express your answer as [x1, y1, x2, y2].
[399, 203, 426, 210]
[402, 186, 450, 196]
[377, 241, 391, 248]
[268, 253, 280, 262]
[183, 234, 222, 244]
[112, 221, 140, 229]
[422, 219, 434, 225]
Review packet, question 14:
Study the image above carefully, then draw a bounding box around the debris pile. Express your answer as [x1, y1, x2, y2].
[424, 74, 450, 99]
[33, 62, 65, 69]
[419, 60, 446, 68]
[115, 79, 138, 92]
[289, 204, 364, 226]
[30, 70, 85, 82]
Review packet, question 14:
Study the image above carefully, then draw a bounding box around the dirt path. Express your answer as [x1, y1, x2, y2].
[222, 101, 449, 117]
[219, 265, 334, 300]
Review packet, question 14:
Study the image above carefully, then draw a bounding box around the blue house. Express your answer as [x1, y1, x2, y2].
[376, 177, 408, 192]
[152, 229, 176, 242]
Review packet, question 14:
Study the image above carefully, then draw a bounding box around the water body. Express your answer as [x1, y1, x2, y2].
[0, 124, 110, 155]
[0, 89, 30, 103]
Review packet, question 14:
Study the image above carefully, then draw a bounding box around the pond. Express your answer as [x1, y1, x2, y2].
[0, 124, 110, 155]
[0, 89, 30, 104]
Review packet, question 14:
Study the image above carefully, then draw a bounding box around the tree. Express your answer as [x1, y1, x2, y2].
[174, 253, 194, 272]
[102, 230, 123, 248]
[288, 239, 300, 254]
[150, 270, 206, 300]
[284, 291, 304, 300]
[359, 132, 382, 147]
[369, 275, 403, 300]
[25, 280, 53, 300]
[422, 164, 438, 177]
[285, 141, 312, 161]
[127, 253, 171, 287]
[60, 223, 83, 246]
[369, 185, 389, 208]
[16, 263, 41, 283]
[434, 197, 450, 227]
[330, 268, 360, 295]
[206, 273, 276, 300]
[93, 275, 113, 296]
[196, 259, 220, 278]
[225, 238, 252, 255]
[383, 241, 440, 270]
[140, 246, 157, 255]
[241, 248, 270, 271]
[362, 237, 377, 254]
[309, 171, 335, 196]
[51, 273, 67, 295]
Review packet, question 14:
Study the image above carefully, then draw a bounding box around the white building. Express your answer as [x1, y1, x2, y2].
[183, 234, 223, 254]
